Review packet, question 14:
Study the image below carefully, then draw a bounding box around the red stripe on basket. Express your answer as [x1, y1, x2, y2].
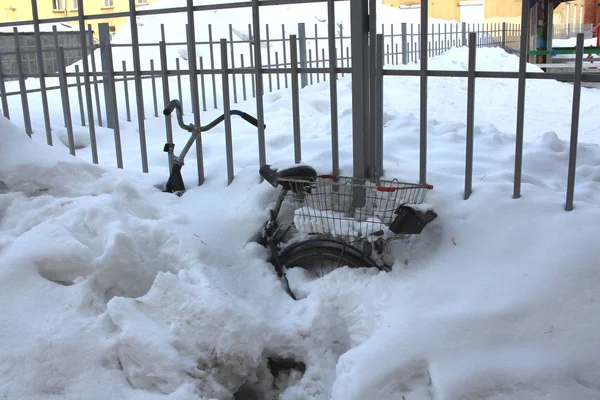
[424, 184, 434, 190]
[376, 186, 397, 192]
[320, 174, 337, 179]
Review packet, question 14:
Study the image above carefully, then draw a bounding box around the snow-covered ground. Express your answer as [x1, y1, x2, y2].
[2, 1, 600, 399]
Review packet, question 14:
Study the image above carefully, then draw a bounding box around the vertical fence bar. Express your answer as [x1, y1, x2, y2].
[275, 52, 281, 90]
[241, 54, 247, 101]
[13, 28, 32, 136]
[75, 65, 86, 126]
[100, 23, 116, 129]
[186, 0, 204, 186]
[209, 25, 218, 109]
[228, 24, 238, 103]
[513, 0, 530, 199]
[249, 23, 256, 98]
[290, 35, 302, 164]
[57, 47, 75, 156]
[150, 60, 158, 117]
[565, 34, 585, 211]
[252, 0, 267, 169]
[282, 24, 288, 88]
[402, 23, 408, 64]
[327, 0, 339, 175]
[31, 0, 52, 144]
[122, 61, 131, 122]
[128, 0, 148, 172]
[464, 32, 476, 200]
[368, 0, 378, 178]
[176, 58, 183, 109]
[76, 0, 98, 164]
[351, 0, 368, 183]
[308, 50, 313, 85]
[339, 23, 344, 77]
[322, 48, 326, 81]
[100, 25, 123, 170]
[298, 23, 308, 88]
[220, 39, 235, 185]
[88, 24, 102, 128]
[462, 22, 467, 46]
[159, 38, 174, 173]
[199, 57, 207, 111]
[0, 56, 9, 119]
[419, 0, 428, 184]
[315, 24, 320, 82]
[391, 24, 395, 64]
[266, 24, 273, 92]
[375, 34, 384, 177]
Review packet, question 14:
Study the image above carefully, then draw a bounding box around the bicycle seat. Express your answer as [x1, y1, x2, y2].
[259, 164, 317, 190]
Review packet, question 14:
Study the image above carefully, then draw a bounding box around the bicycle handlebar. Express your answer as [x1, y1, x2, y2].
[162, 99, 265, 133]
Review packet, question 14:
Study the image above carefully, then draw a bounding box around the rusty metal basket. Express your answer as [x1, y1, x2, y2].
[278, 174, 433, 244]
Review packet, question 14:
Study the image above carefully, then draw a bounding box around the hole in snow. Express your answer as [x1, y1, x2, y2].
[232, 356, 306, 400]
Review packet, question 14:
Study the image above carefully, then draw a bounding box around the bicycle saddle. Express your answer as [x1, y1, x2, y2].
[259, 164, 317, 190]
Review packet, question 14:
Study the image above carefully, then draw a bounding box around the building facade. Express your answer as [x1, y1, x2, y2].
[0, 0, 158, 38]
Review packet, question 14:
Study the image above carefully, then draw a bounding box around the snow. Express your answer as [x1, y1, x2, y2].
[2, 0, 600, 399]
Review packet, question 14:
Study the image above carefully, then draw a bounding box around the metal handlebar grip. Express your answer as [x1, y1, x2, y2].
[163, 99, 182, 116]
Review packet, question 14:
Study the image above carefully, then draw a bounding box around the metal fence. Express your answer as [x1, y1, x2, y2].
[0, 0, 599, 211]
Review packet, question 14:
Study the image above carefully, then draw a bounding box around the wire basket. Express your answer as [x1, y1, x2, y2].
[279, 175, 433, 243]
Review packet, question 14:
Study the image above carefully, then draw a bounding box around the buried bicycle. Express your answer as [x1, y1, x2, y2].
[161, 99, 438, 299]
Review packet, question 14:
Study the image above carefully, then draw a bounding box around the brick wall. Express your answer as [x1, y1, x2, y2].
[583, 0, 599, 25]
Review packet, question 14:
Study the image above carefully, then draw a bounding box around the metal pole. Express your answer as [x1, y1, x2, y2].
[327, 0, 339, 175]
[565, 34, 584, 211]
[228, 25, 238, 103]
[150, 60, 158, 117]
[185, 0, 204, 185]
[176, 58, 183, 109]
[368, 0, 378, 178]
[298, 23, 308, 88]
[89, 24, 102, 128]
[76, 0, 98, 164]
[266, 24, 273, 92]
[241, 54, 247, 101]
[0, 56, 9, 119]
[13, 28, 32, 137]
[419, 0, 428, 184]
[75, 65, 86, 126]
[252, 0, 267, 169]
[513, 0, 530, 199]
[401, 22, 408, 65]
[199, 57, 207, 112]
[282, 24, 288, 88]
[351, 0, 369, 182]
[31, 0, 52, 145]
[502, 21, 507, 50]
[375, 34, 384, 178]
[290, 35, 302, 163]
[99, 23, 116, 129]
[209, 25, 218, 109]
[57, 47, 75, 156]
[220, 39, 235, 185]
[464, 32, 476, 200]
[101, 25, 123, 170]
[248, 23, 256, 97]
[122, 60, 131, 122]
[159, 36, 174, 173]
[128, 0, 149, 172]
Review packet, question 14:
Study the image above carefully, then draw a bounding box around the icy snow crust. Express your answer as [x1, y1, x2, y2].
[2, 1, 600, 398]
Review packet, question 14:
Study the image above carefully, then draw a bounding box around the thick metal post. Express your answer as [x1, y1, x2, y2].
[99, 23, 116, 129]
[76, 0, 98, 164]
[31, 0, 52, 145]
[502, 22, 507, 50]
[327, 0, 339, 175]
[375, 34, 384, 178]
[122, 61, 131, 122]
[186, 0, 204, 185]
[401, 23, 408, 64]
[513, 0, 530, 199]
[220, 39, 235, 185]
[13, 28, 32, 136]
[0, 56, 9, 119]
[89, 24, 102, 128]
[351, 0, 369, 183]
[419, 0, 429, 184]
[565, 34, 584, 211]
[464, 33, 476, 200]
[57, 47, 75, 156]
[128, 0, 148, 172]
[75, 65, 86, 126]
[298, 23, 308, 88]
[252, 0, 267, 169]
[462, 22, 467, 46]
[100, 26, 123, 170]
[159, 38, 173, 172]
[290, 35, 302, 163]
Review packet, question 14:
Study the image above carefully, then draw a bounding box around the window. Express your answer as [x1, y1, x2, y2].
[71, 0, 77, 11]
[102, 0, 114, 8]
[53, 0, 64, 11]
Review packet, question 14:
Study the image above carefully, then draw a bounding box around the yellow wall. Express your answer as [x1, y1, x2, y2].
[0, 0, 158, 38]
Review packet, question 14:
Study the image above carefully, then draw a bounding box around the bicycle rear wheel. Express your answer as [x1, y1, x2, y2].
[277, 237, 384, 278]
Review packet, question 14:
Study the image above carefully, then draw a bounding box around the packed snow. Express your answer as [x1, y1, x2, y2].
[2, 0, 600, 399]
